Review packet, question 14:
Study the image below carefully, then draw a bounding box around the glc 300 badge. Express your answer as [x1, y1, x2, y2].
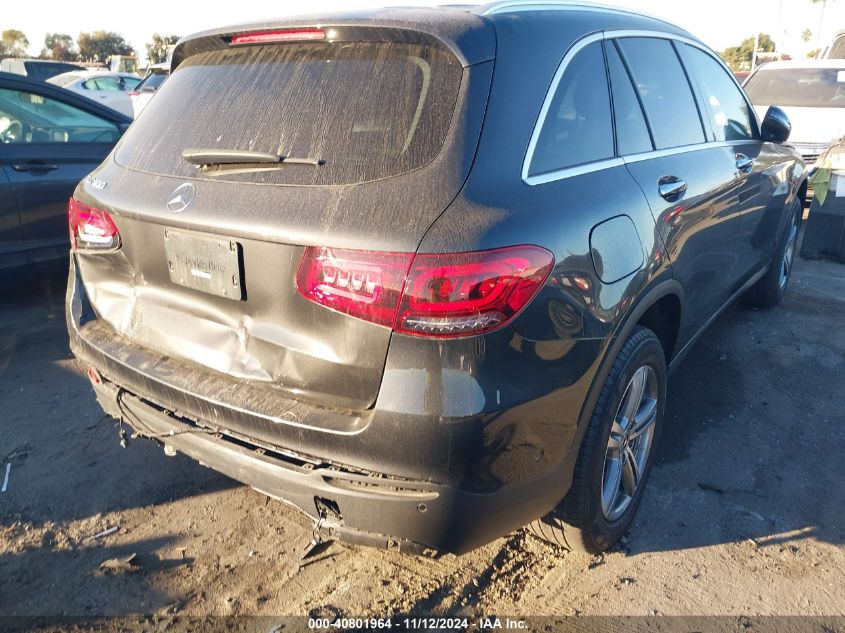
[167, 183, 197, 213]
[85, 175, 108, 190]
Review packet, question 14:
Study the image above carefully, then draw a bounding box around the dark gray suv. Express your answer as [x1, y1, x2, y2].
[66, 2, 806, 555]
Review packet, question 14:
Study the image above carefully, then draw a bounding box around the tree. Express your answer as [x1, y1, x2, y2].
[721, 33, 776, 71]
[802, 28, 813, 43]
[1, 29, 29, 58]
[146, 33, 179, 64]
[41, 33, 75, 61]
[77, 31, 133, 62]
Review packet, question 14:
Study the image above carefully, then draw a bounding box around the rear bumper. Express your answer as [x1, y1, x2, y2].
[67, 257, 588, 554]
[88, 376, 572, 555]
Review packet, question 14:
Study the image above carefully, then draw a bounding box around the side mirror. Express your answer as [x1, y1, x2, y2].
[761, 106, 791, 144]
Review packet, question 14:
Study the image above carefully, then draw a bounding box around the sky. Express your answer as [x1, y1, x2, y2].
[11, 0, 845, 64]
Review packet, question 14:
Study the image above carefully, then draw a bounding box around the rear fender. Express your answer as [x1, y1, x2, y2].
[566, 277, 684, 455]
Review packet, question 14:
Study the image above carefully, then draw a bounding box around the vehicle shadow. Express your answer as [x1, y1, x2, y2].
[0, 264, 238, 531]
[1, 265, 243, 615]
[0, 534, 191, 615]
[630, 256, 845, 553]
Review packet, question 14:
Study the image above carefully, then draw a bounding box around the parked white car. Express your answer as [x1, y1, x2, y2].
[130, 63, 168, 118]
[47, 70, 141, 118]
[744, 60, 845, 164]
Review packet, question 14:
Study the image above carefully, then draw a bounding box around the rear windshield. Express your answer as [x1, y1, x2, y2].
[138, 71, 167, 90]
[115, 42, 463, 186]
[744, 68, 845, 108]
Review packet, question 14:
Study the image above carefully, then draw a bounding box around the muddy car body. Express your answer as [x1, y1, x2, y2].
[67, 2, 806, 555]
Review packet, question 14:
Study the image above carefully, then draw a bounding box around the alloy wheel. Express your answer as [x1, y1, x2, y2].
[779, 211, 799, 290]
[601, 365, 659, 521]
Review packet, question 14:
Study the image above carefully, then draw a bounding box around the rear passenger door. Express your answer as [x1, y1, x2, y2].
[611, 36, 745, 343]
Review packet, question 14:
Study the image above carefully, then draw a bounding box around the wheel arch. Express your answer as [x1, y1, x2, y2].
[778, 174, 807, 247]
[568, 277, 683, 455]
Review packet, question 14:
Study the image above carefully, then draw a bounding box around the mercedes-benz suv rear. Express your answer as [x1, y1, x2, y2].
[68, 5, 805, 555]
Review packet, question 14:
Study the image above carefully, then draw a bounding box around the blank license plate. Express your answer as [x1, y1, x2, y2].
[164, 230, 242, 300]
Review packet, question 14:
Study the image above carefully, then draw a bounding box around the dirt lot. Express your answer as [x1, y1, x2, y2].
[1, 253, 843, 621]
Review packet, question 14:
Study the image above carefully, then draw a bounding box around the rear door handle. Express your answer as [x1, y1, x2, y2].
[11, 163, 59, 172]
[658, 175, 687, 202]
[736, 153, 754, 174]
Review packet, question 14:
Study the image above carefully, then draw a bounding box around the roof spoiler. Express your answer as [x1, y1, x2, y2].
[171, 9, 496, 72]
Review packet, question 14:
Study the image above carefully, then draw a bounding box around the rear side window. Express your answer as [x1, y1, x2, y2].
[116, 42, 463, 186]
[529, 41, 614, 176]
[679, 44, 755, 141]
[607, 41, 653, 155]
[83, 77, 123, 92]
[617, 38, 706, 149]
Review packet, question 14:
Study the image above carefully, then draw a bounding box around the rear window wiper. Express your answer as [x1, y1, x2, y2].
[182, 148, 324, 170]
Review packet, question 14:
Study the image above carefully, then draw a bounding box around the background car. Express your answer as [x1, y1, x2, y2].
[0, 57, 86, 82]
[744, 59, 845, 164]
[129, 63, 168, 118]
[824, 30, 845, 58]
[0, 71, 131, 269]
[47, 70, 141, 118]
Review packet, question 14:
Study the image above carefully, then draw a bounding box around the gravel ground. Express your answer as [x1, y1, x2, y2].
[0, 253, 843, 621]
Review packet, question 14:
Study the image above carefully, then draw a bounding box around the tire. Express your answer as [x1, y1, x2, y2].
[743, 196, 801, 308]
[529, 326, 666, 554]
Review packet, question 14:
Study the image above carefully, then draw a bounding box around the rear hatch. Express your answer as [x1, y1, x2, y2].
[73, 15, 494, 413]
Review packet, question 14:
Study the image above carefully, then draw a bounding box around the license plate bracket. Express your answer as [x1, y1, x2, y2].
[164, 230, 243, 300]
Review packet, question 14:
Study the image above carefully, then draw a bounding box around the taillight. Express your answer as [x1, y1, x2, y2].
[396, 247, 554, 337]
[68, 198, 121, 251]
[128, 91, 140, 97]
[296, 245, 553, 338]
[230, 28, 326, 45]
[296, 247, 413, 327]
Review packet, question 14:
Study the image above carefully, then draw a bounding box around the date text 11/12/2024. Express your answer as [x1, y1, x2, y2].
[307, 617, 528, 629]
